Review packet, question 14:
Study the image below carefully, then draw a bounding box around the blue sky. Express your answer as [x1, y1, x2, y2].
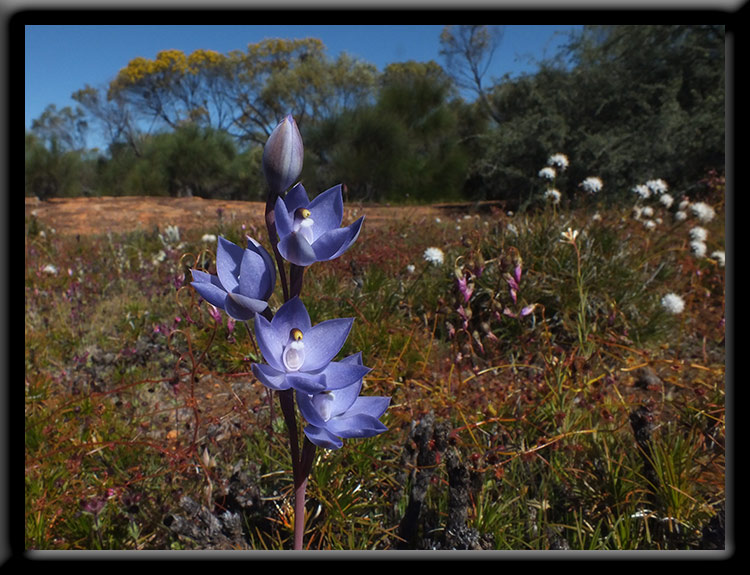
[25, 24, 582, 137]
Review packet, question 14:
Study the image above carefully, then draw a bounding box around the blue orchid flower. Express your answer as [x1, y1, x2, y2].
[274, 183, 364, 267]
[296, 352, 389, 450]
[251, 297, 370, 394]
[190, 236, 276, 321]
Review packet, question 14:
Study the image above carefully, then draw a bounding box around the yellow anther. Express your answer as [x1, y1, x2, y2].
[291, 328, 304, 341]
[296, 208, 311, 219]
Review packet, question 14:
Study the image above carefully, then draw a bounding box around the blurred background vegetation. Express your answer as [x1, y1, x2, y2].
[25, 25, 725, 206]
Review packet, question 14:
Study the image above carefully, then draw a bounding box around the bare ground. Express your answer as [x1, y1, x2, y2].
[25, 195, 475, 237]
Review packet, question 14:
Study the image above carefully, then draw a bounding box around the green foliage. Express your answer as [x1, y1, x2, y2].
[473, 25, 724, 203]
[125, 123, 248, 198]
[25, 131, 85, 199]
[304, 61, 470, 203]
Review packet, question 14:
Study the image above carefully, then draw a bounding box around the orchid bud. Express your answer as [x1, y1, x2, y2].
[263, 114, 304, 195]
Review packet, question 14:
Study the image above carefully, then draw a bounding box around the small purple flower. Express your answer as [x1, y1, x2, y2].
[297, 353, 389, 450]
[251, 297, 370, 394]
[457, 274, 474, 304]
[80, 496, 107, 516]
[504, 273, 519, 304]
[274, 183, 364, 267]
[263, 114, 304, 195]
[190, 236, 276, 321]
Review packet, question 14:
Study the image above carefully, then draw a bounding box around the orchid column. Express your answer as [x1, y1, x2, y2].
[192, 115, 388, 550]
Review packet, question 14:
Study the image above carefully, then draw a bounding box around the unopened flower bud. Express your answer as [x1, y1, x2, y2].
[263, 114, 304, 195]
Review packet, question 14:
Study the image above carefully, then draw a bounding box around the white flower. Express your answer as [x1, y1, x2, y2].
[581, 176, 603, 194]
[690, 240, 707, 258]
[423, 247, 444, 266]
[406, 264, 416, 274]
[544, 188, 561, 204]
[643, 219, 656, 230]
[201, 233, 217, 243]
[710, 250, 725, 267]
[689, 226, 708, 242]
[674, 210, 688, 222]
[678, 199, 690, 211]
[152, 250, 167, 265]
[659, 193, 674, 209]
[42, 264, 58, 275]
[711, 251, 726, 266]
[547, 153, 569, 170]
[691, 202, 716, 223]
[632, 184, 651, 200]
[506, 223, 519, 236]
[642, 206, 654, 218]
[160, 224, 181, 246]
[646, 179, 669, 195]
[632, 206, 643, 220]
[560, 227, 579, 243]
[538, 166, 556, 180]
[661, 293, 685, 315]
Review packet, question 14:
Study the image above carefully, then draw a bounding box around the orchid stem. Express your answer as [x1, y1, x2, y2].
[293, 438, 317, 550]
[278, 389, 316, 550]
[277, 389, 300, 467]
[289, 264, 305, 300]
[265, 188, 290, 302]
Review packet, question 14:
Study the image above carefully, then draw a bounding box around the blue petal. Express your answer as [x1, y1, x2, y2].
[316, 360, 370, 393]
[238, 248, 270, 300]
[274, 195, 294, 239]
[252, 363, 289, 391]
[190, 278, 228, 311]
[326, 413, 387, 439]
[332, 216, 364, 259]
[286, 372, 327, 393]
[277, 231, 318, 267]
[310, 227, 354, 262]
[307, 184, 344, 239]
[296, 391, 326, 427]
[216, 236, 243, 293]
[225, 292, 267, 321]
[271, 297, 312, 341]
[284, 183, 310, 214]
[254, 313, 285, 372]
[190, 269, 214, 284]
[247, 237, 276, 300]
[345, 396, 391, 420]
[303, 425, 343, 450]
[302, 318, 354, 371]
[312, 217, 364, 262]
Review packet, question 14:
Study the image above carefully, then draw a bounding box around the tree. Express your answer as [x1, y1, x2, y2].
[439, 25, 505, 124]
[562, 25, 725, 193]
[30, 104, 88, 151]
[305, 61, 469, 203]
[471, 25, 725, 204]
[25, 131, 84, 199]
[128, 123, 240, 198]
[105, 40, 377, 149]
[73, 84, 143, 156]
